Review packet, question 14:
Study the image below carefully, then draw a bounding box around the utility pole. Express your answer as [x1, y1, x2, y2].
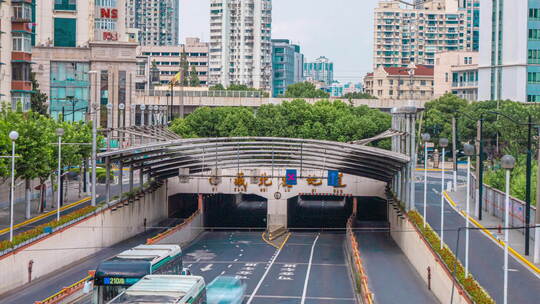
[452, 116, 457, 191]
[535, 127, 540, 263]
[525, 115, 532, 255]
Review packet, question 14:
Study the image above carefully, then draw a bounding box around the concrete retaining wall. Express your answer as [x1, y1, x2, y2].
[389, 206, 472, 304]
[0, 185, 168, 295]
[153, 212, 204, 247]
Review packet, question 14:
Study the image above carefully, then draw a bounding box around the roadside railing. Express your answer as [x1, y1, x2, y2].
[34, 275, 91, 304]
[346, 216, 375, 304]
[146, 210, 201, 244]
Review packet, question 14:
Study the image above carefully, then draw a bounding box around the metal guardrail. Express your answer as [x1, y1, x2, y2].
[34, 275, 91, 304]
[146, 210, 201, 244]
[346, 216, 375, 304]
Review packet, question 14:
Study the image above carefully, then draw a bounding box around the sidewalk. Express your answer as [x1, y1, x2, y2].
[446, 186, 540, 270]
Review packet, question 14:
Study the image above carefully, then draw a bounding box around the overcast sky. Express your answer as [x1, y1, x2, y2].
[180, 0, 380, 83]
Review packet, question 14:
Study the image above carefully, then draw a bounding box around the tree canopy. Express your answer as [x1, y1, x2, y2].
[342, 92, 377, 100]
[170, 99, 391, 148]
[284, 82, 330, 98]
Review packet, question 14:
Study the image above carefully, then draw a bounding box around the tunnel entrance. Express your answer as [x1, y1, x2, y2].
[356, 197, 388, 226]
[288, 195, 353, 229]
[168, 194, 198, 219]
[204, 194, 267, 229]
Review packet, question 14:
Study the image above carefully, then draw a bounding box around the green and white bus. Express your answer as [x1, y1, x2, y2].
[94, 244, 183, 303]
[107, 275, 206, 304]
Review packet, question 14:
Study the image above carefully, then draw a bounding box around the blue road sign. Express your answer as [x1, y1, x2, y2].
[285, 169, 297, 185]
[328, 170, 339, 186]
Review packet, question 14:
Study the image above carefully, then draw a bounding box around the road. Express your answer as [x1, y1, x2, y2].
[0, 219, 177, 304]
[416, 171, 540, 304]
[183, 231, 356, 304]
[356, 229, 439, 304]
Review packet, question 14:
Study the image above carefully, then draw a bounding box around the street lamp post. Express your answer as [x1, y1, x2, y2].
[56, 128, 64, 221]
[106, 103, 113, 151]
[421, 133, 431, 228]
[9, 131, 19, 242]
[91, 103, 98, 207]
[501, 154, 515, 304]
[463, 143, 475, 278]
[439, 138, 449, 249]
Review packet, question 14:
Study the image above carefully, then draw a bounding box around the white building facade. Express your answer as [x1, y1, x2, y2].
[478, 0, 540, 102]
[209, 0, 273, 90]
[125, 0, 179, 46]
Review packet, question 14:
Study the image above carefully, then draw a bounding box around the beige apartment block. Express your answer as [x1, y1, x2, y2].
[434, 51, 478, 101]
[373, 0, 478, 68]
[0, 1, 13, 104]
[138, 38, 209, 86]
[364, 64, 434, 100]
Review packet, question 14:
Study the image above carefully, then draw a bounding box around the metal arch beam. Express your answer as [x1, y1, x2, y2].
[98, 137, 410, 182]
[124, 145, 404, 174]
[137, 151, 399, 179]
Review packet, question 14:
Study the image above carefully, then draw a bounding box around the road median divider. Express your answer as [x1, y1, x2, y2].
[34, 275, 91, 304]
[346, 216, 374, 304]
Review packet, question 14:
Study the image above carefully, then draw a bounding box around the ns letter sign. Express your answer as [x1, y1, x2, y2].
[100, 8, 118, 19]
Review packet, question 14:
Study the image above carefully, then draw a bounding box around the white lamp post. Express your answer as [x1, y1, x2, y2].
[56, 128, 64, 221]
[106, 103, 113, 151]
[421, 133, 431, 228]
[8, 131, 19, 242]
[501, 155, 515, 304]
[463, 143, 475, 278]
[91, 103, 98, 207]
[439, 137, 449, 249]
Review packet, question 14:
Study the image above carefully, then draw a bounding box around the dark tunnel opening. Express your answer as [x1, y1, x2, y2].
[203, 194, 268, 229]
[288, 195, 353, 230]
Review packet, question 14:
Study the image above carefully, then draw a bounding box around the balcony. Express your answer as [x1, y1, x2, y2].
[11, 80, 32, 92]
[452, 81, 478, 88]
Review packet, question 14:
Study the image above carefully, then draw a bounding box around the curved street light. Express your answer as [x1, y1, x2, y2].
[421, 133, 431, 227]
[8, 131, 19, 242]
[501, 154, 515, 304]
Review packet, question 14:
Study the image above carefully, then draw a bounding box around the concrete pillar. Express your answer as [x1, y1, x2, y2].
[267, 199, 288, 230]
[119, 162, 124, 200]
[198, 193, 204, 212]
[129, 165, 134, 192]
[353, 197, 358, 216]
[409, 113, 417, 211]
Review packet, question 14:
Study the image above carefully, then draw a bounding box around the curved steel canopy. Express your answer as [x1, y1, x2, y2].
[98, 137, 410, 182]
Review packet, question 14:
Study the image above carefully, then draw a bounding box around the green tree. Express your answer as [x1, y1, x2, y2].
[422, 93, 468, 143]
[179, 48, 190, 86]
[30, 72, 49, 116]
[209, 84, 225, 91]
[284, 82, 330, 98]
[342, 92, 377, 100]
[189, 66, 200, 87]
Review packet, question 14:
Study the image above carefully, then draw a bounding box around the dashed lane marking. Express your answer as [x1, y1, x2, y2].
[246, 247, 284, 304]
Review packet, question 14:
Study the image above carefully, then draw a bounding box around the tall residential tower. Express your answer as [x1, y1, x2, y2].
[373, 0, 479, 68]
[478, 0, 540, 102]
[126, 0, 180, 46]
[209, 0, 273, 90]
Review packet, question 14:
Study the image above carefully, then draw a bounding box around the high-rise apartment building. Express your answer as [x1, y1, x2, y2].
[271, 39, 304, 97]
[33, 0, 138, 126]
[434, 51, 478, 101]
[0, 0, 35, 110]
[478, 0, 540, 102]
[304, 56, 334, 86]
[209, 0, 273, 90]
[139, 38, 209, 87]
[373, 0, 479, 69]
[126, 0, 180, 46]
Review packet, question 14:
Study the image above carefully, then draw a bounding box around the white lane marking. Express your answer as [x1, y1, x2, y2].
[228, 264, 233, 268]
[301, 234, 320, 304]
[234, 258, 239, 262]
[246, 247, 284, 304]
[200, 264, 213, 272]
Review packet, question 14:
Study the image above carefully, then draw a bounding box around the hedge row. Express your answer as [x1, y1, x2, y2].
[0, 205, 97, 252]
[408, 210, 494, 304]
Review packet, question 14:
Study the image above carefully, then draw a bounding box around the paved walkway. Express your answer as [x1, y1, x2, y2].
[447, 186, 539, 268]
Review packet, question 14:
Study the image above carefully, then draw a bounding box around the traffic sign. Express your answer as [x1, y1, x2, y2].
[285, 169, 297, 185]
[328, 170, 339, 186]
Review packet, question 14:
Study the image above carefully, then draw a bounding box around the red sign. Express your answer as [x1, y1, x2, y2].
[100, 8, 118, 19]
[103, 32, 118, 41]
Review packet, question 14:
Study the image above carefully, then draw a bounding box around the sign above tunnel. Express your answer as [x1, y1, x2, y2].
[285, 169, 297, 185]
[328, 170, 339, 186]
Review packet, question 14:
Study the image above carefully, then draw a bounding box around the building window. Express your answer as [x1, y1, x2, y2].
[529, 29, 540, 40]
[95, 19, 117, 31]
[54, 18, 77, 47]
[96, 0, 117, 7]
[389, 90, 393, 96]
[530, 8, 540, 20]
[377, 80, 383, 86]
[528, 72, 540, 84]
[420, 80, 426, 86]
[137, 62, 146, 76]
[528, 95, 540, 102]
[12, 32, 32, 53]
[54, 0, 76, 11]
[12, 3, 32, 21]
[12, 62, 31, 81]
[11, 93, 31, 111]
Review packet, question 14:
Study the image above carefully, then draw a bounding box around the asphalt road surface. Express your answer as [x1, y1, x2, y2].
[183, 231, 356, 304]
[416, 172, 540, 304]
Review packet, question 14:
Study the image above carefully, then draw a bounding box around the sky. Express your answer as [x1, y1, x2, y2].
[180, 0, 380, 83]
